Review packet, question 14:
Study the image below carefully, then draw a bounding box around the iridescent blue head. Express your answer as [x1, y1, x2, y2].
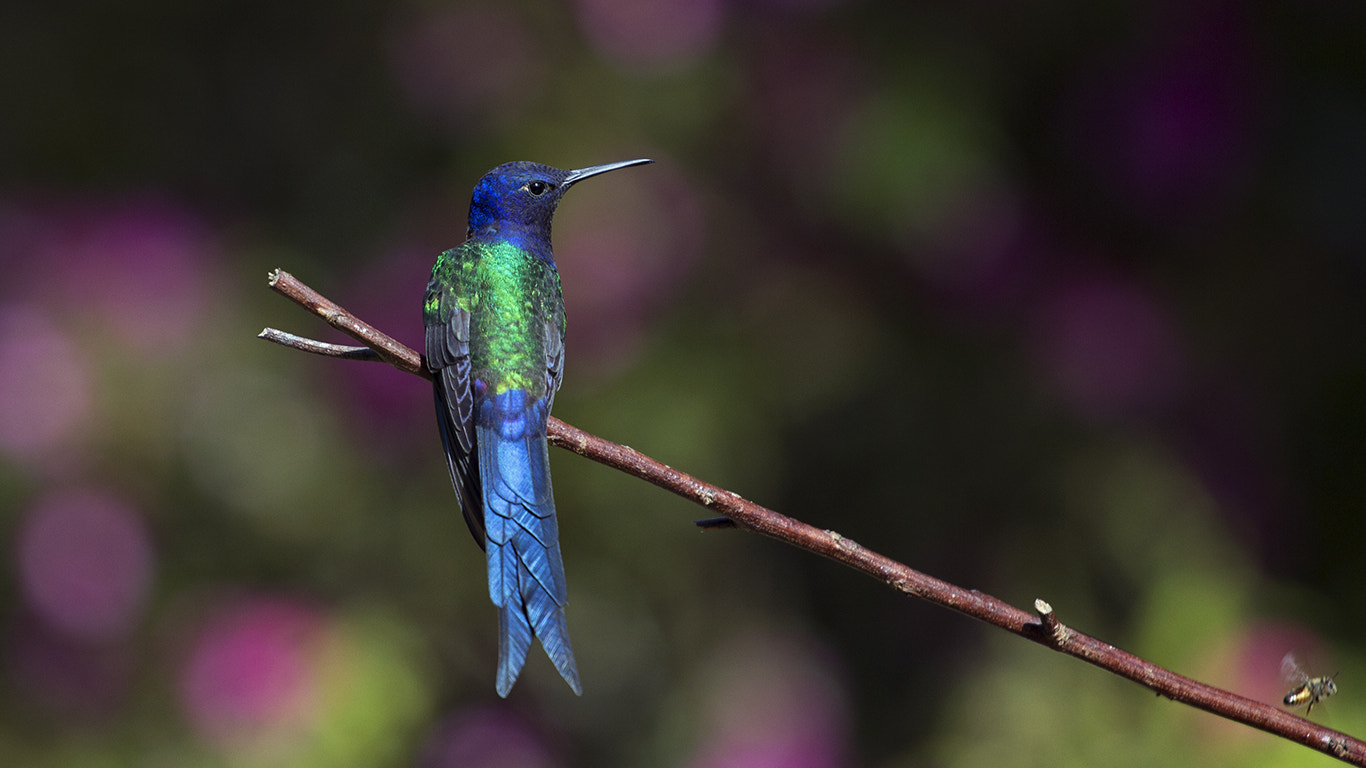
[466, 159, 654, 248]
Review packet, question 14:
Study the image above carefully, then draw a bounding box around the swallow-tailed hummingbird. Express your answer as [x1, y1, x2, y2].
[424, 158, 653, 696]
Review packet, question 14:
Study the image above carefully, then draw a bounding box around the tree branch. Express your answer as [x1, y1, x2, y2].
[260, 268, 1364, 765]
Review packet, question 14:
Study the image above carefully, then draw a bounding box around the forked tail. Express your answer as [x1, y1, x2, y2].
[476, 389, 580, 696]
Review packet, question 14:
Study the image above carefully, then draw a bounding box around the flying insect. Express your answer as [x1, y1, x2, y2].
[1282, 653, 1337, 715]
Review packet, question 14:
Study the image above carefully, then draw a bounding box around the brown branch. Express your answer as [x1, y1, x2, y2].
[256, 328, 385, 361]
[265, 269, 424, 376]
[261, 268, 1366, 765]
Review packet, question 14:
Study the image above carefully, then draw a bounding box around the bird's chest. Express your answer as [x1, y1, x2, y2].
[464, 249, 561, 392]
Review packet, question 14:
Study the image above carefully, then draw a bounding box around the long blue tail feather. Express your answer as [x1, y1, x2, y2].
[477, 389, 581, 696]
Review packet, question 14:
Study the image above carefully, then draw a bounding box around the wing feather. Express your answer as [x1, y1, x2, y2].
[425, 274, 484, 546]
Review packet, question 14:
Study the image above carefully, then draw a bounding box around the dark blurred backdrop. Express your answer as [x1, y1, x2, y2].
[1, 1, 1364, 766]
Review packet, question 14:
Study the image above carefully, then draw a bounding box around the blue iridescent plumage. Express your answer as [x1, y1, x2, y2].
[424, 158, 652, 696]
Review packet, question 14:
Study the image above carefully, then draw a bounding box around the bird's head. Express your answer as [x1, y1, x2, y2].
[467, 159, 653, 240]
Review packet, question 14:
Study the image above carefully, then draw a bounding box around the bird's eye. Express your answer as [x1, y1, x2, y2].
[526, 181, 549, 196]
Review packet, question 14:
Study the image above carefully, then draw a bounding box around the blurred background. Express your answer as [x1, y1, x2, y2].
[1, 0, 1364, 765]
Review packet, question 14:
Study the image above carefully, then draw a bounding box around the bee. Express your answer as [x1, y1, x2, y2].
[1281, 653, 1338, 715]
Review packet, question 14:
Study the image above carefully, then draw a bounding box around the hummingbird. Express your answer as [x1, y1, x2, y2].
[424, 158, 653, 696]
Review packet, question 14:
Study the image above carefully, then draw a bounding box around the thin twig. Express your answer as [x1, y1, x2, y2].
[256, 328, 384, 361]
[266, 269, 425, 376]
[262, 268, 1366, 765]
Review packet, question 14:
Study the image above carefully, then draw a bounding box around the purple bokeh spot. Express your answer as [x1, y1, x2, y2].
[1059, 6, 1260, 221]
[30, 195, 213, 352]
[1032, 275, 1184, 423]
[16, 490, 154, 642]
[0, 306, 92, 464]
[575, 0, 724, 71]
[687, 633, 849, 768]
[387, 7, 543, 129]
[179, 598, 320, 746]
[418, 707, 557, 768]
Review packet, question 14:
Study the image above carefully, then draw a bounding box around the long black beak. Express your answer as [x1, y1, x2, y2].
[563, 158, 653, 186]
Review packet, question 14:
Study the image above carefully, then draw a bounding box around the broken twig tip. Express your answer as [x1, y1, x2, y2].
[1034, 598, 1065, 645]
